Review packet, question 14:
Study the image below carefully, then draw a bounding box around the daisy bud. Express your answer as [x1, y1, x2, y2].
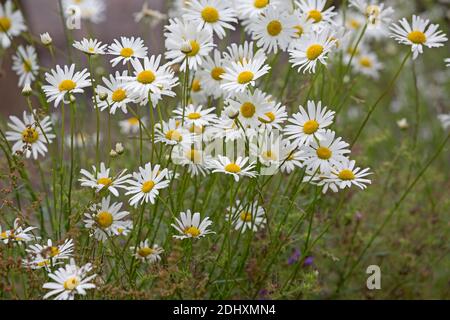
[69, 94, 76, 103]
[396, 118, 409, 130]
[180, 41, 193, 55]
[98, 92, 108, 101]
[22, 83, 32, 96]
[40, 32, 52, 46]
[110, 149, 118, 158]
[115, 143, 124, 155]
[224, 106, 239, 119]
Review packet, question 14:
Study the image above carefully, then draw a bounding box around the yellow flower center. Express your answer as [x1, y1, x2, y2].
[37, 260, 50, 267]
[22, 127, 39, 143]
[407, 30, 426, 44]
[365, 5, 380, 18]
[258, 112, 275, 123]
[306, 44, 324, 60]
[97, 177, 112, 187]
[303, 119, 319, 134]
[201, 6, 219, 23]
[23, 59, 32, 73]
[211, 67, 225, 81]
[262, 150, 276, 161]
[316, 146, 332, 160]
[359, 57, 372, 68]
[338, 169, 355, 180]
[58, 79, 76, 92]
[137, 247, 154, 257]
[185, 40, 200, 57]
[191, 79, 202, 92]
[96, 211, 113, 228]
[184, 226, 201, 237]
[120, 47, 134, 58]
[225, 163, 241, 173]
[267, 20, 282, 36]
[240, 211, 252, 222]
[112, 88, 127, 102]
[63, 276, 80, 290]
[141, 180, 155, 193]
[189, 124, 204, 134]
[165, 129, 183, 142]
[137, 70, 155, 84]
[0, 17, 11, 31]
[295, 25, 304, 37]
[188, 112, 201, 120]
[237, 71, 254, 84]
[350, 19, 361, 29]
[127, 117, 139, 125]
[254, 0, 269, 8]
[240, 102, 256, 118]
[308, 10, 322, 23]
[50, 246, 60, 257]
[0, 231, 8, 239]
[186, 149, 201, 163]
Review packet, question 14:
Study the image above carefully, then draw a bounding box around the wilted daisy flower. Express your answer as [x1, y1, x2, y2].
[172, 145, 211, 177]
[130, 240, 164, 263]
[171, 210, 214, 240]
[165, 18, 214, 71]
[438, 113, 450, 130]
[121, 55, 178, 106]
[222, 41, 266, 65]
[303, 129, 350, 173]
[249, 6, 297, 54]
[108, 36, 148, 67]
[96, 71, 133, 114]
[24, 239, 74, 270]
[279, 140, 305, 174]
[296, 0, 336, 29]
[184, 0, 237, 39]
[12, 45, 39, 87]
[235, 0, 283, 20]
[79, 162, 130, 197]
[134, 2, 167, 25]
[84, 196, 132, 241]
[350, 0, 394, 38]
[328, 159, 372, 192]
[225, 89, 271, 128]
[42, 258, 96, 300]
[389, 15, 448, 60]
[208, 155, 256, 181]
[0, 0, 27, 48]
[5, 110, 56, 159]
[62, 0, 105, 23]
[289, 28, 336, 73]
[73, 38, 107, 55]
[42, 64, 91, 107]
[0, 218, 36, 245]
[284, 100, 335, 146]
[155, 118, 191, 146]
[125, 163, 170, 207]
[221, 57, 270, 93]
[173, 104, 216, 127]
[40, 32, 52, 45]
[227, 200, 266, 232]
[119, 116, 146, 134]
[352, 51, 383, 79]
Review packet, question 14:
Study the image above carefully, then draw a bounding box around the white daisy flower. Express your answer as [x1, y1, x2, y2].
[208, 117, 256, 142]
[279, 140, 306, 174]
[172, 145, 211, 177]
[121, 55, 178, 106]
[5, 110, 56, 159]
[291, 9, 314, 41]
[62, 0, 105, 24]
[164, 18, 215, 71]
[327, 159, 372, 192]
[79, 162, 131, 197]
[125, 163, 170, 207]
[208, 155, 257, 181]
[303, 129, 350, 173]
[0, 0, 27, 48]
[352, 51, 383, 79]
[249, 6, 298, 54]
[225, 89, 272, 129]
[284, 100, 335, 147]
[84, 196, 132, 241]
[173, 104, 217, 127]
[295, 0, 336, 30]
[96, 71, 133, 114]
[289, 28, 336, 73]
[108, 36, 148, 67]
[221, 57, 270, 93]
[155, 118, 192, 146]
[437, 113, 450, 130]
[198, 49, 227, 98]
[389, 15, 448, 60]
[73, 38, 107, 55]
[258, 100, 288, 130]
[42, 258, 96, 300]
[0, 218, 36, 245]
[189, 76, 209, 105]
[235, 0, 282, 20]
[222, 41, 266, 65]
[42, 64, 91, 107]
[183, 0, 237, 39]
[227, 200, 266, 233]
[349, 0, 394, 38]
[12, 45, 39, 87]
[445, 58, 450, 68]
[130, 240, 164, 263]
[24, 239, 74, 270]
[171, 210, 214, 240]
[119, 116, 147, 135]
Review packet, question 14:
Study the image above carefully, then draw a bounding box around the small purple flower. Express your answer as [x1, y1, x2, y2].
[303, 256, 314, 267]
[288, 248, 301, 265]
